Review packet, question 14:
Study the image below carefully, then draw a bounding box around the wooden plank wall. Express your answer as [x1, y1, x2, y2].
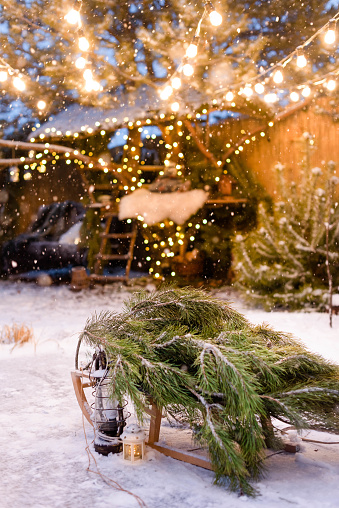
[221, 96, 339, 198]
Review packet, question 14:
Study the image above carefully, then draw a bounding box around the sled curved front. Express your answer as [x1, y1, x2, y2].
[71, 370, 94, 426]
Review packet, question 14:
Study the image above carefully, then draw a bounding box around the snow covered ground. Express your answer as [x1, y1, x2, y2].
[0, 280, 338, 508]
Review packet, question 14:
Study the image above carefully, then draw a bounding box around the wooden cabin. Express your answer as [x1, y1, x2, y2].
[1, 91, 338, 282]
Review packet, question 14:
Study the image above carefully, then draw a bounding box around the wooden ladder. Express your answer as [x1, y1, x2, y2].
[90, 209, 137, 284]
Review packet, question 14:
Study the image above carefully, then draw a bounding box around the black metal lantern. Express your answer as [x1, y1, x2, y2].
[90, 353, 129, 455]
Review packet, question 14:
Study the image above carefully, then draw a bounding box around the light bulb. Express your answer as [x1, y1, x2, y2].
[242, 86, 253, 97]
[182, 63, 194, 76]
[13, 76, 25, 91]
[75, 57, 86, 69]
[209, 10, 222, 26]
[0, 70, 8, 82]
[225, 91, 234, 101]
[301, 86, 311, 98]
[164, 85, 173, 96]
[324, 20, 336, 45]
[290, 91, 299, 102]
[84, 80, 93, 92]
[264, 93, 277, 103]
[326, 79, 336, 91]
[83, 69, 93, 81]
[160, 85, 173, 100]
[78, 37, 89, 52]
[296, 48, 307, 68]
[324, 29, 336, 45]
[65, 9, 81, 25]
[171, 77, 181, 89]
[273, 69, 283, 84]
[91, 80, 101, 92]
[254, 83, 265, 94]
[37, 100, 46, 110]
[171, 102, 180, 112]
[186, 43, 198, 58]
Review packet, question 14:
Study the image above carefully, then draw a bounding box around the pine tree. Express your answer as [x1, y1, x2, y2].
[233, 134, 339, 310]
[0, 0, 336, 135]
[79, 286, 339, 496]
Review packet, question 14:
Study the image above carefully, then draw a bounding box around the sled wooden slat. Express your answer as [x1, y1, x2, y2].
[146, 443, 213, 470]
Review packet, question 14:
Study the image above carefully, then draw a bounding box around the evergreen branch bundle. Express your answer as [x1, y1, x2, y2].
[80, 286, 339, 496]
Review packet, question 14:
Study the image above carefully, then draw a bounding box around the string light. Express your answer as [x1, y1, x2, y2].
[242, 86, 253, 98]
[254, 82, 265, 94]
[324, 19, 336, 44]
[171, 102, 180, 112]
[225, 91, 234, 101]
[13, 76, 25, 91]
[171, 77, 182, 89]
[0, 70, 8, 82]
[326, 78, 336, 91]
[273, 67, 284, 84]
[65, 8, 81, 25]
[290, 91, 299, 102]
[206, 1, 222, 26]
[296, 47, 307, 68]
[83, 68, 92, 81]
[37, 100, 46, 110]
[301, 85, 311, 97]
[78, 36, 90, 52]
[182, 63, 194, 76]
[75, 57, 86, 69]
[215, 11, 339, 106]
[186, 37, 199, 58]
[264, 92, 277, 103]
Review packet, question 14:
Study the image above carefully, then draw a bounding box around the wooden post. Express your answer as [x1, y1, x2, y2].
[147, 398, 162, 444]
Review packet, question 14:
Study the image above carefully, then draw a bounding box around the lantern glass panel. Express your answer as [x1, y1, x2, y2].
[124, 443, 132, 461]
[133, 444, 143, 460]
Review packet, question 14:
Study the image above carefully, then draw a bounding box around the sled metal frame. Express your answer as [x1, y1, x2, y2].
[71, 369, 213, 470]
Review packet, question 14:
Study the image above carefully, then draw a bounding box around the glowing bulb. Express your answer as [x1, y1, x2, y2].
[186, 43, 198, 58]
[225, 91, 234, 101]
[78, 37, 89, 52]
[171, 77, 181, 89]
[37, 100, 46, 110]
[75, 57, 86, 69]
[264, 93, 277, 103]
[83, 69, 93, 81]
[301, 86, 311, 98]
[164, 85, 173, 96]
[65, 9, 81, 25]
[13, 76, 25, 91]
[91, 80, 101, 92]
[254, 83, 265, 94]
[273, 69, 283, 84]
[324, 29, 336, 44]
[242, 86, 253, 97]
[326, 79, 336, 91]
[182, 63, 194, 76]
[296, 48, 307, 68]
[0, 70, 8, 82]
[290, 91, 299, 102]
[171, 102, 180, 112]
[324, 20, 336, 45]
[209, 10, 222, 26]
[160, 85, 173, 100]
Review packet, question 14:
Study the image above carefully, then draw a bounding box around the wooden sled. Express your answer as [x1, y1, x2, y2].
[71, 369, 213, 470]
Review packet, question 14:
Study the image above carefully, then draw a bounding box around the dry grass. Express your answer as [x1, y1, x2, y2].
[0, 323, 34, 350]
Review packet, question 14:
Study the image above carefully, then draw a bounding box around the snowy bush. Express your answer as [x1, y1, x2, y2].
[233, 150, 339, 310]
